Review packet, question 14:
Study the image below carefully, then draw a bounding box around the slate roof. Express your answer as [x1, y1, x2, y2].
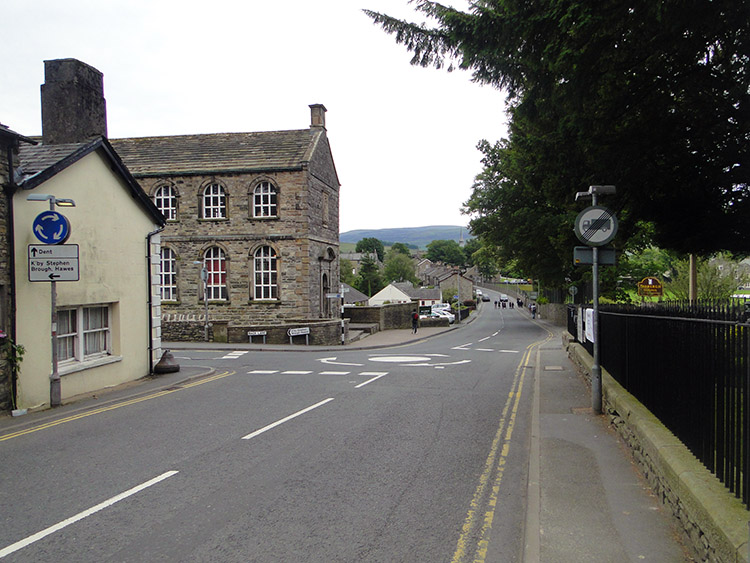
[109, 129, 321, 177]
[392, 282, 441, 301]
[342, 283, 369, 305]
[17, 137, 165, 225]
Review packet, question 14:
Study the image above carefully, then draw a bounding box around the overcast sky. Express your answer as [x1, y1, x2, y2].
[2, 0, 508, 233]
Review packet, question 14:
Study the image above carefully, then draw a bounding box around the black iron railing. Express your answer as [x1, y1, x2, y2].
[568, 301, 750, 508]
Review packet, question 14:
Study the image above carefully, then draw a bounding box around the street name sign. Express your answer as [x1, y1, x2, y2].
[28, 244, 79, 282]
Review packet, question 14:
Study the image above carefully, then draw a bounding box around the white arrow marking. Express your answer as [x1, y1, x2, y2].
[318, 357, 363, 366]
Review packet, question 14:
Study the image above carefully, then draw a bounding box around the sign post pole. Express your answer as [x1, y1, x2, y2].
[574, 185, 617, 415]
[27, 194, 76, 408]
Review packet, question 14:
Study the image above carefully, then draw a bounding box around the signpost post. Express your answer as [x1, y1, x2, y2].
[574, 186, 617, 414]
[27, 194, 76, 408]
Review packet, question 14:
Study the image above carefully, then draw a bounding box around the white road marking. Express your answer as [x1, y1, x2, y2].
[369, 355, 431, 363]
[221, 351, 248, 359]
[355, 373, 388, 388]
[320, 371, 350, 375]
[242, 398, 335, 440]
[282, 371, 312, 375]
[499, 350, 520, 353]
[318, 357, 364, 366]
[247, 370, 279, 374]
[479, 337, 491, 342]
[477, 348, 495, 352]
[0, 471, 179, 559]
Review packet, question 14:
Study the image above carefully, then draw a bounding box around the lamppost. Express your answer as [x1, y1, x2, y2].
[27, 194, 76, 408]
[193, 260, 209, 341]
[574, 185, 616, 414]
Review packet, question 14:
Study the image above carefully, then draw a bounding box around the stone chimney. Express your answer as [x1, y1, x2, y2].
[309, 104, 327, 130]
[41, 58, 107, 145]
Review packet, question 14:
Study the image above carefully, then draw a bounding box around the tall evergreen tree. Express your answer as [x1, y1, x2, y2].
[367, 1, 750, 285]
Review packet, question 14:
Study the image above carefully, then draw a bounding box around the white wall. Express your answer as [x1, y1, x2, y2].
[14, 150, 159, 409]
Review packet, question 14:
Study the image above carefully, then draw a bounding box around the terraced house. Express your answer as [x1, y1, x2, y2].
[111, 104, 342, 343]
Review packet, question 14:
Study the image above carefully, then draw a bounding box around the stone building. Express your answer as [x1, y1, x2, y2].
[110, 105, 342, 343]
[0, 124, 37, 410]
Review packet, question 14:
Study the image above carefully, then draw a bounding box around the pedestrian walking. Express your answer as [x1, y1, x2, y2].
[411, 310, 419, 333]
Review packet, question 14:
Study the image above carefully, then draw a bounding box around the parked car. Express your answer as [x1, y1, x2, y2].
[431, 309, 455, 323]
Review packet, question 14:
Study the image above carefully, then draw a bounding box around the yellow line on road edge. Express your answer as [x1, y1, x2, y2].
[0, 371, 235, 442]
[452, 332, 553, 563]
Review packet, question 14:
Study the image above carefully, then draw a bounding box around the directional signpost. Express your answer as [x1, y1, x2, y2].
[28, 245, 79, 282]
[27, 195, 76, 408]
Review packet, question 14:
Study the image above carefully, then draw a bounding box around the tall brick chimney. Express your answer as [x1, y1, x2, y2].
[309, 104, 326, 130]
[41, 58, 107, 145]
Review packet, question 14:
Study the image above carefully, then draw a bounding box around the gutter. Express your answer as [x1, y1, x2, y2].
[146, 225, 165, 374]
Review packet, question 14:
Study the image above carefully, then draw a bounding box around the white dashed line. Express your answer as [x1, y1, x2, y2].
[247, 370, 279, 374]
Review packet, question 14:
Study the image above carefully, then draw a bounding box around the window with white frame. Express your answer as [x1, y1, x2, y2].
[202, 183, 226, 219]
[153, 184, 177, 221]
[160, 247, 177, 301]
[253, 181, 277, 218]
[254, 246, 278, 300]
[57, 305, 111, 362]
[204, 247, 228, 300]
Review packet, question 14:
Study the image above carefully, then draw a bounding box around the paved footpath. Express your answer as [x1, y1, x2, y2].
[523, 325, 693, 562]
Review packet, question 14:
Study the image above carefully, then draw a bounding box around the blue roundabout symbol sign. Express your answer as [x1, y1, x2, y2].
[32, 211, 71, 244]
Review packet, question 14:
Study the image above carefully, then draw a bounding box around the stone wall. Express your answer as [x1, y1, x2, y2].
[344, 302, 416, 330]
[161, 316, 346, 346]
[537, 303, 567, 326]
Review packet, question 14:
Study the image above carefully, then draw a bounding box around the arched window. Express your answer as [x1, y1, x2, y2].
[160, 247, 177, 301]
[202, 183, 226, 219]
[153, 184, 177, 221]
[253, 181, 277, 218]
[253, 246, 278, 300]
[204, 247, 228, 300]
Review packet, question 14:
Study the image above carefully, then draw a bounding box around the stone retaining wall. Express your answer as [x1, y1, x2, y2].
[161, 316, 346, 346]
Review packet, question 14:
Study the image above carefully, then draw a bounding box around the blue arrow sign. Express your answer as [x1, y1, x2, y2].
[32, 211, 71, 244]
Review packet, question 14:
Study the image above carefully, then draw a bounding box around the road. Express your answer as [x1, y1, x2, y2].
[0, 298, 551, 562]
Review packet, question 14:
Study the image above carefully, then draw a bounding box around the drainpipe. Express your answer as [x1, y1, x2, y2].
[4, 144, 18, 406]
[146, 225, 165, 374]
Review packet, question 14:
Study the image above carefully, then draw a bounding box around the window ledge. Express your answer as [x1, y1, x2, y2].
[60, 355, 122, 377]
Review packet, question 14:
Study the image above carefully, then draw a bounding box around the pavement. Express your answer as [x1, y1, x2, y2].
[1, 313, 695, 562]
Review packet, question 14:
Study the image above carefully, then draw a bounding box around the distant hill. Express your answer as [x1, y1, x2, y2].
[340, 225, 468, 249]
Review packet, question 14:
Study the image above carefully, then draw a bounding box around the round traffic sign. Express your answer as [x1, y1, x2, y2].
[32, 211, 71, 244]
[574, 206, 617, 246]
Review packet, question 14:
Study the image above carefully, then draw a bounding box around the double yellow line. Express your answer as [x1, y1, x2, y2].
[0, 370, 235, 442]
[452, 333, 552, 563]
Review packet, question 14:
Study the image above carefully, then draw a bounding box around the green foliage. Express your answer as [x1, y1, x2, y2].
[383, 250, 418, 284]
[426, 239, 466, 266]
[4, 338, 25, 373]
[340, 258, 357, 286]
[353, 253, 384, 296]
[388, 242, 412, 256]
[355, 238, 386, 262]
[665, 255, 749, 300]
[368, 0, 750, 284]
